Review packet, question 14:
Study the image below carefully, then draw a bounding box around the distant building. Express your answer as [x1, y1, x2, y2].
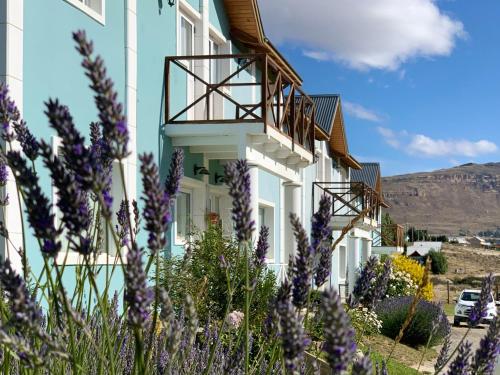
[466, 236, 494, 248]
[449, 236, 469, 246]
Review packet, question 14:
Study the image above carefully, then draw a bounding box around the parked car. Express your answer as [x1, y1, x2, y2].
[453, 289, 497, 326]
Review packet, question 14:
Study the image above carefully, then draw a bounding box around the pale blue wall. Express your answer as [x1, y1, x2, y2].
[258, 169, 281, 263]
[22, 0, 127, 296]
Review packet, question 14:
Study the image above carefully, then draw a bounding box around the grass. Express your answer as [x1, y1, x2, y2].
[371, 351, 420, 375]
[443, 303, 455, 316]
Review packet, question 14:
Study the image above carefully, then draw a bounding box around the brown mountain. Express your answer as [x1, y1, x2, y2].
[381, 162, 500, 235]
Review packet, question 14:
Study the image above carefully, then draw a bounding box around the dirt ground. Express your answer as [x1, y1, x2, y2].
[431, 243, 500, 304]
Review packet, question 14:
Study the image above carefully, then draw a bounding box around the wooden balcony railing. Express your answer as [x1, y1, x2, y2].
[373, 224, 405, 247]
[164, 53, 315, 153]
[313, 181, 382, 221]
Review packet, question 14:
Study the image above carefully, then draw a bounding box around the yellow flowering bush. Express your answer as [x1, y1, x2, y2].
[392, 255, 433, 301]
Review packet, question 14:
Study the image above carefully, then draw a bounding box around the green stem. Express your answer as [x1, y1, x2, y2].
[244, 241, 250, 374]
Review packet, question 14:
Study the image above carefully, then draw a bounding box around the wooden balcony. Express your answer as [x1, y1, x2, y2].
[164, 53, 315, 156]
[313, 181, 382, 230]
[373, 224, 405, 247]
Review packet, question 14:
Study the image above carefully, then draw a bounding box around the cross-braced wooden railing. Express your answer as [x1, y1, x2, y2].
[164, 53, 315, 152]
[313, 181, 382, 220]
[373, 224, 405, 247]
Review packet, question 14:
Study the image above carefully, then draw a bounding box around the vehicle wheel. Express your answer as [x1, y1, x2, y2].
[453, 317, 460, 327]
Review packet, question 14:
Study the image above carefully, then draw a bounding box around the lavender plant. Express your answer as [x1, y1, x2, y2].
[0, 30, 497, 375]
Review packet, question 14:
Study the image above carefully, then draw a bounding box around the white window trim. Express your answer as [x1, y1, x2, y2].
[258, 198, 276, 263]
[179, 0, 202, 21]
[174, 187, 194, 246]
[64, 0, 105, 25]
[52, 136, 123, 266]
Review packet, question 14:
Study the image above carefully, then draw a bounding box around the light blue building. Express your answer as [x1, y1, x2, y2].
[0, 0, 389, 295]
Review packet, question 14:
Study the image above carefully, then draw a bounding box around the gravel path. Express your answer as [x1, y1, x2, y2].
[415, 317, 490, 374]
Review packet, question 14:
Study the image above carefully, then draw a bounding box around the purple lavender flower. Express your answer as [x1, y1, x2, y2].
[224, 160, 255, 243]
[321, 289, 356, 374]
[376, 360, 388, 375]
[254, 225, 269, 269]
[0, 83, 20, 142]
[435, 330, 452, 373]
[0, 259, 43, 329]
[6, 151, 61, 257]
[312, 195, 333, 287]
[352, 355, 373, 375]
[73, 30, 129, 160]
[471, 317, 500, 375]
[447, 341, 472, 375]
[348, 256, 378, 309]
[116, 199, 130, 247]
[276, 293, 310, 372]
[364, 257, 392, 309]
[469, 273, 495, 327]
[124, 243, 153, 329]
[0, 159, 8, 186]
[140, 153, 171, 255]
[164, 148, 184, 197]
[290, 213, 313, 308]
[13, 120, 39, 160]
[39, 141, 92, 254]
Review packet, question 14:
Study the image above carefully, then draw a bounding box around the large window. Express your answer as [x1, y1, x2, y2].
[176, 190, 192, 243]
[258, 202, 275, 261]
[180, 16, 194, 58]
[65, 0, 104, 23]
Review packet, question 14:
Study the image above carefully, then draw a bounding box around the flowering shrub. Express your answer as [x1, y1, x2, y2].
[348, 307, 382, 341]
[386, 268, 418, 297]
[0, 31, 497, 375]
[392, 254, 433, 300]
[376, 296, 450, 348]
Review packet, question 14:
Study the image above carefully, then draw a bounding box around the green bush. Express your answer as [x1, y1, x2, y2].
[376, 297, 450, 348]
[427, 250, 448, 274]
[158, 225, 277, 327]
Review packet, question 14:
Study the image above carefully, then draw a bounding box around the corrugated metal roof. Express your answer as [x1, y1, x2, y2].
[294, 94, 339, 135]
[351, 162, 380, 189]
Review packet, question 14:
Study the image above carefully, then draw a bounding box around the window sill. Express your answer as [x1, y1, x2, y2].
[64, 0, 105, 25]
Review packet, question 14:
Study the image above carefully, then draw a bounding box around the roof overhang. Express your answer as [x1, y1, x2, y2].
[224, 0, 303, 85]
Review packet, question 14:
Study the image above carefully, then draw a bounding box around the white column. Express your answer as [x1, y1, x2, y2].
[362, 238, 372, 261]
[348, 236, 360, 293]
[248, 164, 259, 243]
[0, 0, 23, 272]
[283, 181, 302, 261]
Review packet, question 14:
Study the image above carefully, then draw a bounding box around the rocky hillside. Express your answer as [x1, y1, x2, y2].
[381, 162, 500, 235]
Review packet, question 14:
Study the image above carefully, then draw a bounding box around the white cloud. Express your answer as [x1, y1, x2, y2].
[407, 135, 498, 157]
[259, 0, 465, 70]
[344, 101, 383, 123]
[377, 128, 498, 158]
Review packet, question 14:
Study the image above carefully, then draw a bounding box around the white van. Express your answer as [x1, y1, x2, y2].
[453, 289, 497, 326]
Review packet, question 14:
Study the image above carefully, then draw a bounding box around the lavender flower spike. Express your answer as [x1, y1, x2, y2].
[140, 153, 172, 255]
[277, 295, 309, 372]
[73, 30, 129, 159]
[6, 151, 61, 257]
[224, 160, 255, 243]
[164, 148, 184, 197]
[435, 328, 452, 372]
[254, 225, 269, 269]
[447, 341, 472, 375]
[13, 120, 39, 161]
[352, 355, 373, 375]
[124, 243, 153, 329]
[312, 194, 333, 287]
[290, 213, 313, 308]
[0, 158, 8, 186]
[469, 273, 495, 327]
[0, 83, 20, 142]
[348, 256, 378, 309]
[471, 316, 500, 375]
[321, 289, 356, 374]
[365, 257, 392, 309]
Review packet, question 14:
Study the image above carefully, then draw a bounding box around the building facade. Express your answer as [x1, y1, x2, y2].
[0, 0, 389, 294]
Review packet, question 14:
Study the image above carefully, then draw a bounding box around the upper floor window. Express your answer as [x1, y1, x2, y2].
[65, 0, 105, 24]
[180, 16, 194, 57]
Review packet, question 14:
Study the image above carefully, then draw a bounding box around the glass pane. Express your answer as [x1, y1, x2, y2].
[181, 18, 193, 56]
[258, 207, 265, 228]
[176, 192, 191, 240]
[209, 40, 220, 84]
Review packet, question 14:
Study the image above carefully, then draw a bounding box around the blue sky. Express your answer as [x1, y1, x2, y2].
[258, 0, 500, 176]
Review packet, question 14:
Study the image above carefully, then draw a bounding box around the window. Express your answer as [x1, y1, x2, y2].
[209, 39, 221, 84]
[258, 202, 275, 261]
[339, 246, 347, 280]
[65, 0, 104, 23]
[176, 190, 192, 243]
[180, 16, 194, 58]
